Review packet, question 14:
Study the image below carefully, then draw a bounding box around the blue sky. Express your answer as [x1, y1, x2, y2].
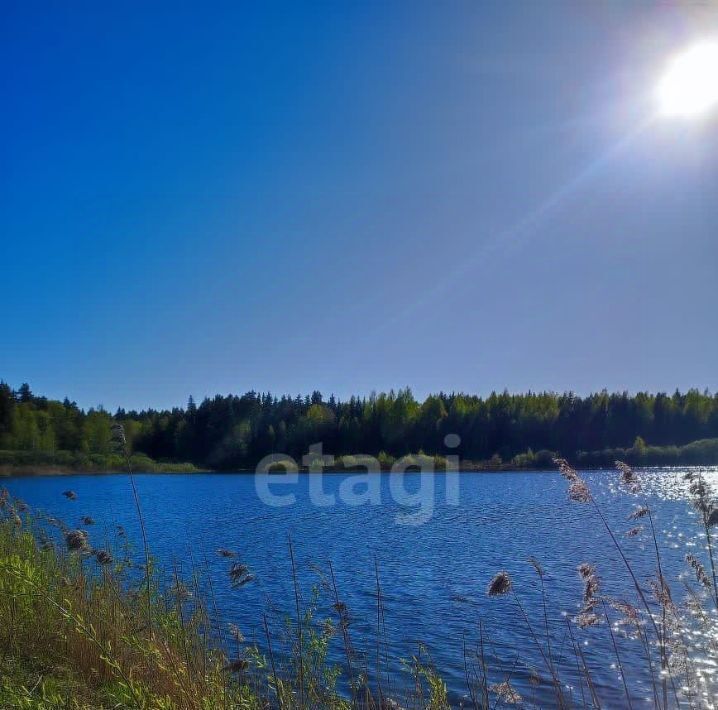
[2, 1, 717, 410]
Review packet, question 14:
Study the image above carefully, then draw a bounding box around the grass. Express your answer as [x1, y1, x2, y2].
[0, 509, 247, 708]
[1, 459, 718, 708]
[0, 450, 203, 476]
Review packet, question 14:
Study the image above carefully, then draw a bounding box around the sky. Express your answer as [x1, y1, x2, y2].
[2, 1, 718, 411]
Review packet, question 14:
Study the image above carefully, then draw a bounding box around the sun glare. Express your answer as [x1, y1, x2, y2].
[657, 41, 718, 119]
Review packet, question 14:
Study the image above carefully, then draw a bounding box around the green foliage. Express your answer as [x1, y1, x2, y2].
[3, 381, 718, 471]
[575, 437, 718, 467]
[0, 671, 89, 709]
[0, 449, 200, 474]
[277, 585, 349, 708]
[0, 503, 257, 709]
[403, 645, 450, 709]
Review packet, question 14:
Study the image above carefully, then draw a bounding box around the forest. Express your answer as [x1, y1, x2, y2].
[2, 381, 718, 471]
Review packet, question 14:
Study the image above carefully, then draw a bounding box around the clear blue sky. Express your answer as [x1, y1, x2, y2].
[2, 1, 717, 411]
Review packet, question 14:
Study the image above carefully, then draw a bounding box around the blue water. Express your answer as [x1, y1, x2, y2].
[4, 469, 718, 707]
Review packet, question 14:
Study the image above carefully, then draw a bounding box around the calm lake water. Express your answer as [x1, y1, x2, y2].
[4, 469, 718, 707]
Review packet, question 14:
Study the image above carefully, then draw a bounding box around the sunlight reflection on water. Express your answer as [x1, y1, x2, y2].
[601, 467, 718, 709]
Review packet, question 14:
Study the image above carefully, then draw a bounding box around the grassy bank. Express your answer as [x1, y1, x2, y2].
[0, 502, 251, 708]
[0, 450, 203, 476]
[1, 460, 718, 708]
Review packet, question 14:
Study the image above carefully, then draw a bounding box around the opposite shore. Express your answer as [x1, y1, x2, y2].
[3, 434, 718, 477]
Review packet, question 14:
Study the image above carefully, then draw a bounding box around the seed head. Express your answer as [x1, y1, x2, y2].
[490, 681, 522, 704]
[487, 571, 512, 597]
[628, 506, 650, 520]
[610, 599, 639, 624]
[228, 562, 254, 588]
[686, 554, 711, 589]
[576, 612, 600, 628]
[65, 529, 90, 553]
[554, 457, 578, 481]
[228, 623, 244, 642]
[528, 556, 544, 577]
[95, 550, 113, 565]
[577, 563, 600, 610]
[568, 479, 591, 503]
[615, 460, 640, 492]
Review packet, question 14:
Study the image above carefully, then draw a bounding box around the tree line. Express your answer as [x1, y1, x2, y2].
[2, 381, 718, 470]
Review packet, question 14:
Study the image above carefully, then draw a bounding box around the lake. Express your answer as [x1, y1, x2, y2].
[4, 468, 718, 707]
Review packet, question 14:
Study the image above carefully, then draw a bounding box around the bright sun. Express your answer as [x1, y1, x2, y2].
[657, 41, 718, 118]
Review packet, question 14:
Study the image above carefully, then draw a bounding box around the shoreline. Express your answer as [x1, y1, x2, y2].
[2, 463, 714, 478]
[0, 465, 213, 477]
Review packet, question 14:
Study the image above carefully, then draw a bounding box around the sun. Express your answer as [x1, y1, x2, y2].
[657, 41, 718, 119]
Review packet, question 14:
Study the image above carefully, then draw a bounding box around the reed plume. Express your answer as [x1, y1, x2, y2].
[487, 571, 512, 596]
[554, 457, 591, 503]
[94, 549, 113, 565]
[686, 553, 711, 589]
[490, 681, 522, 704]
[628, 505, 649, 520]
[615, 460, 640, 493]
[684, 470, 718, 608]
[65, 529, 90, 553]
[228, 562, 254, 588]
[575, 562, 601, 629]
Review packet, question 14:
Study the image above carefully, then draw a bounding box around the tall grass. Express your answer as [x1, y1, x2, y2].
[0, 505, 250, 708]
[1, 460, 717, 708]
